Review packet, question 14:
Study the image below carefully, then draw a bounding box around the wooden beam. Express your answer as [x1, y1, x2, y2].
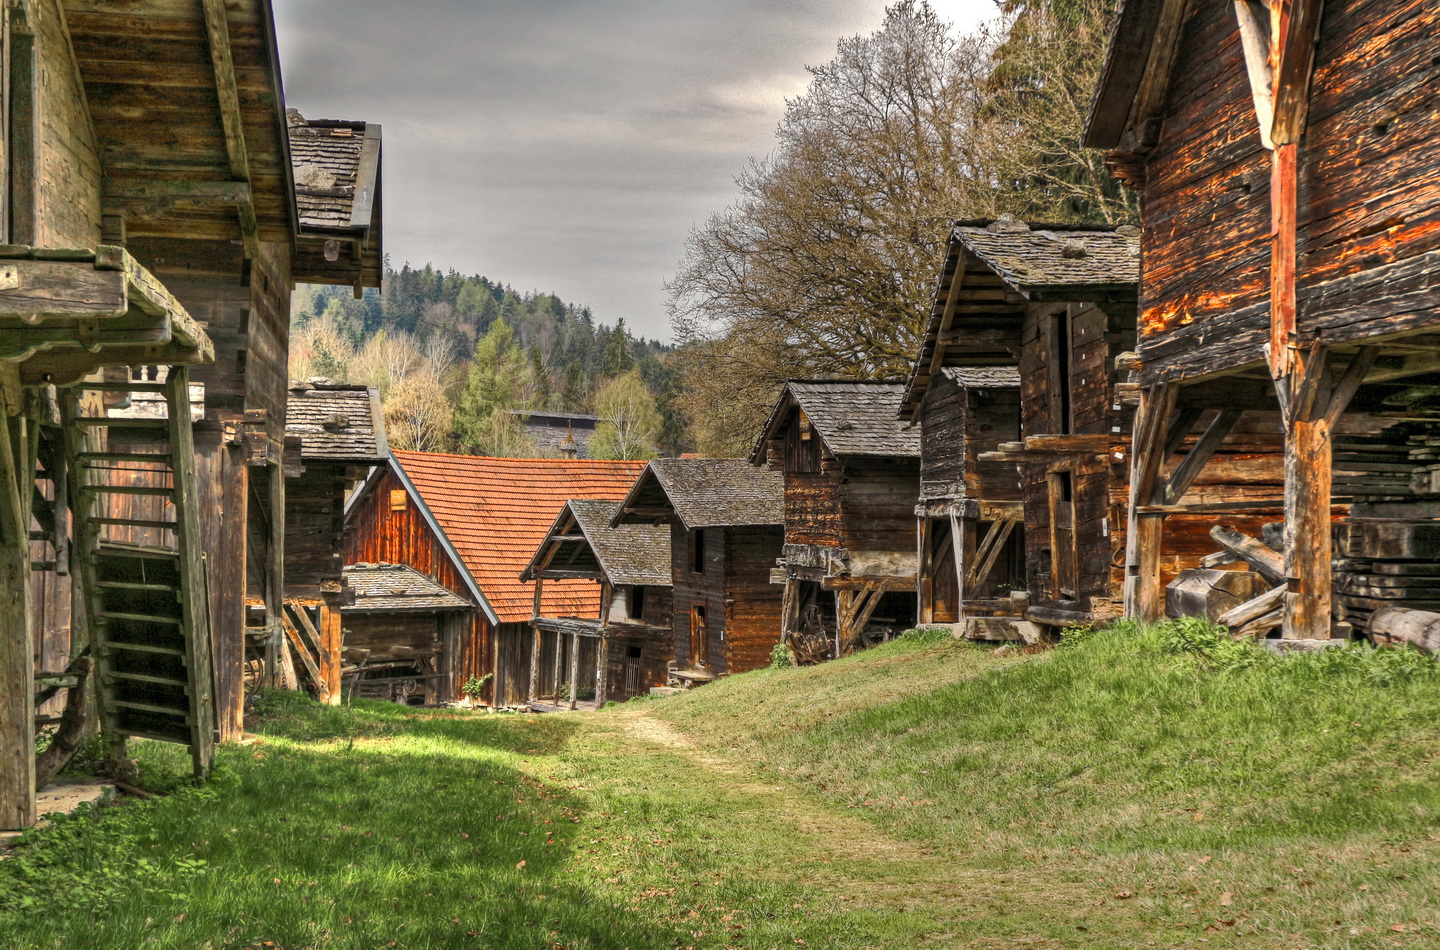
[966, 518, 1016, 590]
[1124, 383, 1177, 620]
[1322, 346, 1379, 430]
[1233, 0, 1276, 150]
[1271, 0, 1324, 146]
[567, 632, 580, 710]
[1164, 409, 1243, 504]
[317, 604, 342, 705]
[527, 579, 543, 704]
[0, 404, 35, 829]
[103, 180, 252, 204]
[199, 0, 258, 258]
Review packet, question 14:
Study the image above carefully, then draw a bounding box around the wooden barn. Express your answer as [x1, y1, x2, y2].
[344, 452, 645, 706]
[268, 382, 387, 703]
[611, 458, 785, 681]
[521, 499, 673, 707]
[750, 381, 921, 660]
[1087, 0, 1440, 641]
[1, 0, 385, 829]
[339, 563, 471, 705]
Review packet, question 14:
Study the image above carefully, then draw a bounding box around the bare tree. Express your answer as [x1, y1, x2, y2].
[590, 370, 661, 460]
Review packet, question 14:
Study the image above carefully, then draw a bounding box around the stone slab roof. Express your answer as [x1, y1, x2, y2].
[287, 383, 386, 462]
[523, 500, 671, 588]
[953, 218, 1140, 292]
[753, 380, 921, 462]
[942, 367, 1021, 388]
[614, 458, 783, 530]
[344, 564, 471, 612]
[288, 113, 375, 233]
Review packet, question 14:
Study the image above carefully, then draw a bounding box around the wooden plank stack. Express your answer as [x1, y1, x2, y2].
[1333, 503, 1440, 632]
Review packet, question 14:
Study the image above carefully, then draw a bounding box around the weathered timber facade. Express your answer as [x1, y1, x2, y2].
[1, 0, 389, 828]
[344, 452, 646, 706]
[269, 383, 387, 703]
[751, 382, 920, 659]
[341, 564, 471, 705]
[1088, 0, 1440, 639]
[521, 499, 673, 706]
[612, 459, 785, 681]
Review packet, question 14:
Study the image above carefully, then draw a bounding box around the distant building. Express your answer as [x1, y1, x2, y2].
[509, 411, 599, 458]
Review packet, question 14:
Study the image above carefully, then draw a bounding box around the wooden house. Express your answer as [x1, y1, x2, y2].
[1, 0, 385, 829]
[750, 382, 921, 658]
[268, 382, 387, 703]
[339, 563, 471, 705]
[521, 499, 673, 707]
[344, 451, 646, 706]
[1086, 0, 1440, 640]
[611, 459, 785, 680]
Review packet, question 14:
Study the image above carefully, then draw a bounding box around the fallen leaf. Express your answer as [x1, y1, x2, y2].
[1219, 891, 1233, 907]
[516, 860, 527, 869]
[1115, 890, 1133, 900]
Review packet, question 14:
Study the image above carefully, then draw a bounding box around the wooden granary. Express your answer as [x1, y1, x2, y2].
[2, 0, 383, 829]
[344, 452, 646, 706]
[751, 381, 921, 658]
[521, 499, 674, 707]
[611, 458, 785, 681]
[1088, 0, 1440, 640]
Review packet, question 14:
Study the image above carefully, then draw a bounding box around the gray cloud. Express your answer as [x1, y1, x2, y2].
[275, 0, 991, 340]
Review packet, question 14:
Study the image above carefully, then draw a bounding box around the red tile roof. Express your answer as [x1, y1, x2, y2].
[391, 451, 647, 623]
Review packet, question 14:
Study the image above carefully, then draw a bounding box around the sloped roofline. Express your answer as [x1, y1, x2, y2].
[344, 455, 500, 626]
[747, 378, 908, 464]
[519, 502, 590, 583]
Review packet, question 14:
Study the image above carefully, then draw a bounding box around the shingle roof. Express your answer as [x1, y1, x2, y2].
[942, 367, 1021, 388]
[614, 458, 783, 529]
[391, 451, 647, 623]
[344, 564, 471, 612]
[287, 383, 386, 462]
[288, 113, 375, 233]
[954, 218, 1140, 292]
[523, 500, 671, 589]
[899, 218, 1139, 421]
[753, 380, 921, 462]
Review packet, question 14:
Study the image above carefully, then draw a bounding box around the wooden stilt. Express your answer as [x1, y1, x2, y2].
[1282, 358, 1334, 639]
[595, 634, 608, 706]
[948, 512, 966, 621]
[567, 633, 580, 710]
[317, 603, 342, 705]
[527, 578, 543, 704]
[265, 460, 286, 686]
[1124, 383, 1178, 620]
[0, 403, 37, 830]
[916, 517, 931, 624]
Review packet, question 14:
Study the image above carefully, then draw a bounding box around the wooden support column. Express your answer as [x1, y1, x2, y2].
[567, 633, 580, 710]
[264, 459, 285, 686]
[317, 602, 342, 705]
[527, 578, 543, 704]
[0, 397, 36, 830]
[595, 634, 609, 706]
[916, 517, 931, 624]
[1123, 383, 1178, 621]
[948, 512, 965, 621]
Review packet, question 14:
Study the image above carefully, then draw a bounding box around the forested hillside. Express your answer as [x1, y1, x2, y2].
[289, 264, 685, 458]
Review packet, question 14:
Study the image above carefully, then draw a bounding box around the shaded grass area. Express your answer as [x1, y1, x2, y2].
[653, 625, 1440, 947]
[4, 628, 1440, 948]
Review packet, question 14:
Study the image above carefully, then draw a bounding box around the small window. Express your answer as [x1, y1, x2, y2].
[626, 645, 642, 659]
[629, 586, 646, 620]
[692, 529, 706, 573]
[389, 489, 408, 512]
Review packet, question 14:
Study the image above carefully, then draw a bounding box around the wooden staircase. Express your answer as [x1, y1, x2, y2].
[62, 367, 215, 776]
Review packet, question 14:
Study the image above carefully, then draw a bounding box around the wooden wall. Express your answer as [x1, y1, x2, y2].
[669, 521, 727, 672]
[1137, 0, 1440, 385]
[33, 0, 102, 249]
[723, 525, 786, 673]
[839, 458, 923, 555]
[283, 464, 349, 598]
[344, 466, 492, 703]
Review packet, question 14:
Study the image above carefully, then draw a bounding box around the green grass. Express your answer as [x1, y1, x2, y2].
[3, 626, 1440, 948]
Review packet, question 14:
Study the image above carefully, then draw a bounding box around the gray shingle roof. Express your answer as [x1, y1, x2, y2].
[566, 500, 671, 587]
[778, 381, 921, 459]
[942, 367, 1021, 388]
[344, 564, 471, 612]
[287, 383, 386, 462]
[288, 113, 375, 233]
[614, 458, 783, 529]
[954, 218, 1140, 292]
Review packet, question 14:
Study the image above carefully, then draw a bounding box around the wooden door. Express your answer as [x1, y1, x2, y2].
[690, 605, 709, 668]
[1048, 469, 1078, 600]
[930, 518, 959, 622]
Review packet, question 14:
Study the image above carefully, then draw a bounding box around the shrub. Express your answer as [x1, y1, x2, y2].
[769, 642, 795, 668]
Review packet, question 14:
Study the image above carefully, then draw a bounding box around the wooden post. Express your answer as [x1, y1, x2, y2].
[1282, 361, 1334, 639]
[317, 603, 342, 705]
[948, 511, 965, 622]
[916, 516, 931, 624]
[527, 577, 543, 704]
[567, 633, 580, 710]
[0, 402, 36, 829]
[1123, 383, 1178, 621]
[595, 634, 609, 706]
[261, 459, 286, 686]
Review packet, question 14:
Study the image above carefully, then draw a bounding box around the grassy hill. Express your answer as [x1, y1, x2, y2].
[3, 625, 1440, 948]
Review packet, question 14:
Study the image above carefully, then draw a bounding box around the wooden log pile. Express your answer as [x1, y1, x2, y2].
[1332, 426, 1440, 499]
[1333, 503, 1440, 632]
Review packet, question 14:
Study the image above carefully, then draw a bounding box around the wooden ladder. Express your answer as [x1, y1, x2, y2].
[63, 367, 215, 777]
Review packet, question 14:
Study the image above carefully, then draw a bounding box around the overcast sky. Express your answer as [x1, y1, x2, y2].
[274, 1, 994, 341]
